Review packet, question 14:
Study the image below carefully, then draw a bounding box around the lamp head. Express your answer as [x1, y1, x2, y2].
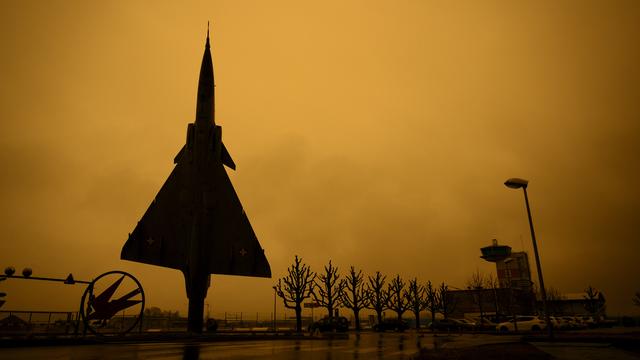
[504, 178, 529, 189]
[4, 267, 15, 276]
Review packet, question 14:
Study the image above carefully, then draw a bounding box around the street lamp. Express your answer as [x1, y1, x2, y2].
[504, 178, 553, 338]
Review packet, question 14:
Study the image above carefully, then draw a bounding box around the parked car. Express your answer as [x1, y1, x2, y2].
[469, 317, 497, 331]
[372, 318, 409, 332]
[570, 316, 587, 329]
[558, 316, 582, 329]
[205, 318, 218, 332]
[457, 318, 478, 330]
[308, 316, 349, 333]
[496, 316, 546, 332]
[429, 318, 468, 332]
[456, 318, 474, 331]
[578, 316, 596, 328]
[483, 314, 502, 324]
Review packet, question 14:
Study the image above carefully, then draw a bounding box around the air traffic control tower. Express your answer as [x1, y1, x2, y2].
[481, 239, 533, 291]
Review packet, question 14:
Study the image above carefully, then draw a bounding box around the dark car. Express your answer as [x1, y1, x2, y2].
[206, 318, 218, 332]
[372, 318, 409, 332]
[428, 318, 468, 331]
[308, 316, 350, 333]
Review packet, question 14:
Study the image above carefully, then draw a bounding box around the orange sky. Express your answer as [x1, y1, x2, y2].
[1, 0, 639, 317]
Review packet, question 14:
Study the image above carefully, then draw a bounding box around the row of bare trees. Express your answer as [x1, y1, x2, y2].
[274, 256, 456, 332]
[466, 270, 509, 325]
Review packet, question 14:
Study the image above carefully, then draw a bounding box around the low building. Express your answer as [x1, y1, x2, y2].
[543, 291, 606, 317]
[446, 288, 535, 321]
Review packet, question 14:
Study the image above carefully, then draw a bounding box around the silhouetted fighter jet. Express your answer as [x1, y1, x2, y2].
[121, 26, 271, 333]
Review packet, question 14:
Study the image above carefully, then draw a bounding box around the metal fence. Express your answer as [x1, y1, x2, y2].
[0, 309, 377, 334]
[0, 310, 79, 334]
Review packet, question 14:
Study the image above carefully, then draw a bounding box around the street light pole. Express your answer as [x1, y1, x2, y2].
[504, 178, 553, 338]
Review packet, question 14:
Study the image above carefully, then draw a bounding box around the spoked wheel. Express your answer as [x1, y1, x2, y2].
[80, 271, 145, 336]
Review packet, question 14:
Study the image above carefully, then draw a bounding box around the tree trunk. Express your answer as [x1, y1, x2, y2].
[354, 309, 360, 331]
[376, 310, 383, 326]
[295, 305, 302, 333]
[414, 311, 420, 330]
[493, 290, 500, 323]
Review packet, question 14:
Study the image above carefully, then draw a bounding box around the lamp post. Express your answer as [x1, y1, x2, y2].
[503, 257, 518, 333]
[272, 286, 277, 332]
[504, 178, 553, 338]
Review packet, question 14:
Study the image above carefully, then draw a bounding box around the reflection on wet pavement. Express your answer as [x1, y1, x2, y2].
[182, 343, 200, 360]
[2, 332, 441, 360]
[174, 333, 437, 360]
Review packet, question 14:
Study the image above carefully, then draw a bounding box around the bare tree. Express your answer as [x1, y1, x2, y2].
[313, 260, 344, 320]
[404, 278, 426, 330]
[438, 282, 456, 320]
[340, 266, 369, 331]
[499, 278, 518, 332]
[365, 271, 387, 327]
[0, 276, 6, 309]
[486, 274, 502, 323]
[387, 275, 408, 321]
[545, 286, 565, 316]
[467, 270, 486, 324]
[424, 280, 439, 325]
[584, 285, 605, 320]
[633, 292, 640, 307]
[275, 255, 315, 333]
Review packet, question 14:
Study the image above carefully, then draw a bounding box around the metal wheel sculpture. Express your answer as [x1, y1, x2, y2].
[79, 270, 145, 335]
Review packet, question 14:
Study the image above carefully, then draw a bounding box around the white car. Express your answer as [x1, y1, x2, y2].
[496, 316, 547, 332]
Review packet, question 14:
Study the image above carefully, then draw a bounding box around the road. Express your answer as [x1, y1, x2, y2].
[1, 331, 637, 359]
[532, 342, 640, 360]
[0, 332, 480, 360]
